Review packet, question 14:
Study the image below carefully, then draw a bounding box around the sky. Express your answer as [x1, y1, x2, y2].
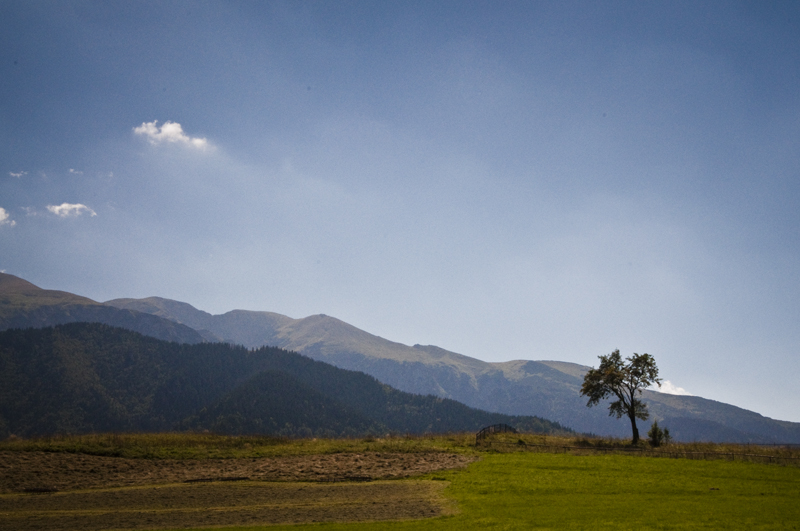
[1, 1, 799, 422]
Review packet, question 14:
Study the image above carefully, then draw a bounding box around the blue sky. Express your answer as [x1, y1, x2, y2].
[2, 1, 799, 422]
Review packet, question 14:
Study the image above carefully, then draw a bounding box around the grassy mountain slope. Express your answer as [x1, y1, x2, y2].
[0, 323, 568, 439]
[106, 295, 800, 443]
[0, 273, 204, 344]
[0, 274, 98, 309]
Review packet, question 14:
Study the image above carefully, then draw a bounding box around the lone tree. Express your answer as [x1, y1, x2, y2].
[580, 350, 661, 444]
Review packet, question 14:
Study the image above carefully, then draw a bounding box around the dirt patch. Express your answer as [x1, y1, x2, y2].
[0, 451, 474, 529]
[0, 480, 452, 531]
[0, 451, 474, 493]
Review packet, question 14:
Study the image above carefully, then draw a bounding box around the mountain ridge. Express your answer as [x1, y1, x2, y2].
[0, 273, 204, 344]
[1, 272, 796, 443]
[104, 292, 800, 443]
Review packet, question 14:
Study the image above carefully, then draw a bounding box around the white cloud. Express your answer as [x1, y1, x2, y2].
[46, 203, 97, 218]
[655, 380, 693, 396]
[0, 207, 15, 226]
[68, 168, 83, 175]
[9, 171, 27, 178]
[133, 120, 210, 149]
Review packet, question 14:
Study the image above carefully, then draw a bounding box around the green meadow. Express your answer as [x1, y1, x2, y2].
[4, 433, 799, 530]
[201, 451, 800, 531]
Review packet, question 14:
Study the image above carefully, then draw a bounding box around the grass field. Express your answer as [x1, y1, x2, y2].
[2, 433, 799, 530]
[242, 452, 800, 531]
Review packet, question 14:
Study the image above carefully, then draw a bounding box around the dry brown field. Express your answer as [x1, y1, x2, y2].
[0, 450, 475, 530]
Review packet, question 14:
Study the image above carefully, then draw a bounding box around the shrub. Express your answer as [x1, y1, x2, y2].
[648, 421, 670, 447]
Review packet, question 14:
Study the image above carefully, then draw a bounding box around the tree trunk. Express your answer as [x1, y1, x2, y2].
[629, 413, 639, 444]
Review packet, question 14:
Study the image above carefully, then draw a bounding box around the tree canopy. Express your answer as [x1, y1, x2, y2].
[580, 350, 661, 444]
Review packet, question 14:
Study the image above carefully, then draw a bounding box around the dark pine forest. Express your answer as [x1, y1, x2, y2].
[0, 323, 569, 439]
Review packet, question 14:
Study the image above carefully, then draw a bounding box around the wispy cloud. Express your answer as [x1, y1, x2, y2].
[656, 380, 693, 396]
[0, 207, 15, 226]
[68, 168, 83, 175]
[9, 171, 27, 178]
[133, 120, 210, 150]
[46, 203, 97, 218]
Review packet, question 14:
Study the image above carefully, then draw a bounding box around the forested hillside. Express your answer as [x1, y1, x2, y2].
[0, 323, 568, 439]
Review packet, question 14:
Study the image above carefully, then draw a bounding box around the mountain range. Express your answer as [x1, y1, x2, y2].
[0, 273, 203, 344]
[2, 272, 798, 443]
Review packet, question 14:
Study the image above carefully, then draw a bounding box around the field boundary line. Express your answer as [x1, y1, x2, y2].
[480, 441, 800, 466]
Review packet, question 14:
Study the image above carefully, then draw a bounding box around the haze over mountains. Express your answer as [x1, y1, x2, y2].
[2, 272, 799, 443]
